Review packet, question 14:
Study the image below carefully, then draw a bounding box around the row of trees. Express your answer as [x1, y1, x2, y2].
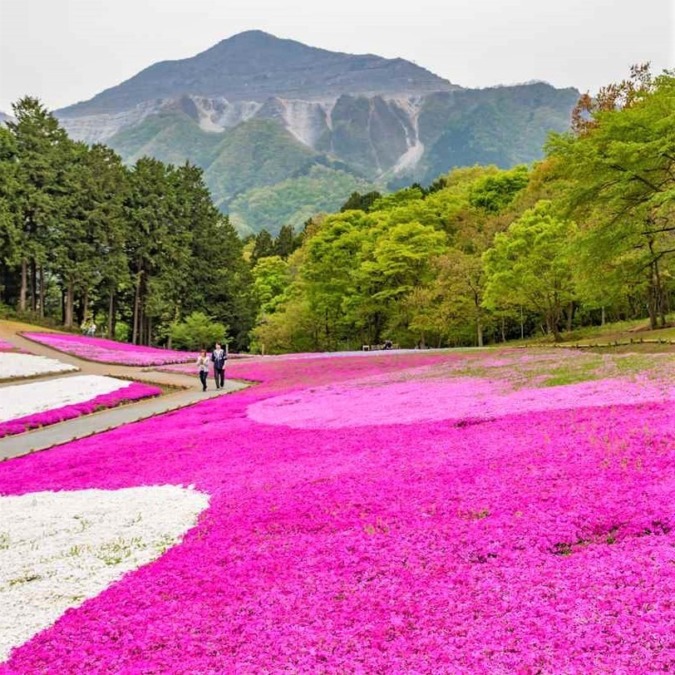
[250, 67, 675, 351]
[0, 98, 256, 349]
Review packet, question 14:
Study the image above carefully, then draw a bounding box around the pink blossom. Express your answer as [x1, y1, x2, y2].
[2, 349, 675, 672]
[21, 332, 196, 366]
[0, 339, 15, 352]
[0, 382, 161, 438]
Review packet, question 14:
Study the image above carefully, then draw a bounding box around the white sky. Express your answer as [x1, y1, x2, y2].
[0, 0, 673, 113]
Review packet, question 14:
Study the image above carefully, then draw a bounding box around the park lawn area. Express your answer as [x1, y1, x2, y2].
[518, 314, 675, 348]
[2, 346, 675, 671]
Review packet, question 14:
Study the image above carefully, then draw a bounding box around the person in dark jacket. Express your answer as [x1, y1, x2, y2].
[211, 342, 227, 389]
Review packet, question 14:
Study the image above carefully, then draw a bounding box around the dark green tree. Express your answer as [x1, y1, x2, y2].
[340, 190, 382, 212]
[6, 97, 70, 314]
[250, 229, 275, 265]
[273, 224, 300, 259]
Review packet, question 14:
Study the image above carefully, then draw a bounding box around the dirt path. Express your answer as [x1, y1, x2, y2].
[0, 320, 251, 460]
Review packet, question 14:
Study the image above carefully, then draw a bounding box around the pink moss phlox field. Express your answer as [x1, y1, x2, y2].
[0, 382, 161, 438]
[247, 373, 675, 428]
[4, 350, 675, 671]
[21, 332, 197, 366]
[0, 339, 15, 351]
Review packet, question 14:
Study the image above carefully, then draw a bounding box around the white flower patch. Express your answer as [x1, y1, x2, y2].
[0, 375, 134, 423]
[0, 486, 209, 662]
[0, 353, 77, 380]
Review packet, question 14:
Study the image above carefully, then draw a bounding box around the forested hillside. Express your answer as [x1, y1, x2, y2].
[249, 67, 675, 352]
[52, 31, 578, 235]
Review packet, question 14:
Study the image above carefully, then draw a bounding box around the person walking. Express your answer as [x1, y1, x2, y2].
[211, 342, 227, 389]
[196, 349, 210, 391]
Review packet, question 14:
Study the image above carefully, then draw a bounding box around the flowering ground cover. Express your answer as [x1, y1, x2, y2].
[0, 375, 162, 438]
[0, 486, 208, 661]
[0, 353, 78, 381]
[21, 332, 197, 366]
[2, 348, 675, 671]
[0, 339, 16, 352]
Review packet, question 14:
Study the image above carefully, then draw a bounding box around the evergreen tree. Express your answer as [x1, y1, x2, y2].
[273, 224, 300, 259]
[6, 97, 70, 314]
[250, 229, 275, 265]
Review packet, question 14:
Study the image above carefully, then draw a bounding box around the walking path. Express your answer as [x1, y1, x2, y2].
[0, 320, 250, 460]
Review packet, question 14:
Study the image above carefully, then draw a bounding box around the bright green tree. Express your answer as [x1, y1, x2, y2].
[170, 311, 228, 350]
[483, 201, 577, 341]
[549, 68, 675, 328]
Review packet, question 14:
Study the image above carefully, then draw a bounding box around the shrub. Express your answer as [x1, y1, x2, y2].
[170, 312, 228, 350]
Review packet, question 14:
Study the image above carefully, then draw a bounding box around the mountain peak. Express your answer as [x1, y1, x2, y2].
[58, 32, 456, 116]
[221, 29, 281, 43]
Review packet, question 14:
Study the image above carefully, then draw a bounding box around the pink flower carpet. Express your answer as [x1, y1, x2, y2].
[2, 349, 675, 672]
[21, 332, 196, 366]
[0, 381, 162, 438]
[0, 339, 15, 352]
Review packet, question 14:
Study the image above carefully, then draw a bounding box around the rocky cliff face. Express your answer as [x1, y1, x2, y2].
[52, 31, 579, 233]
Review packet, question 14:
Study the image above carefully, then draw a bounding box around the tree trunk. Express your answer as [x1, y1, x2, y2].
[19, 259, 27, 312]
[82, 289, 89, 325]
[64, 280, 74, 328]
[548, 311, 562, 342]
[107, 289, 115, 339]
[500, 316, 506, 343]
[654, 260, 667, 328]
[474, 292, 484, 347]
[38, 266, 45, 318]
[132, 273, 141, 344]
[30, 260, 37, 312]
[566, 301, 574, 333]
[646, 241, 664, 329]
[601, 306, 606, 326]
[139, 300, 145, 345]
[647, 263, 658, 330]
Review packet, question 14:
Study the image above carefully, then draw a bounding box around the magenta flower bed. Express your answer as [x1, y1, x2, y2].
[0, 382, 162, 438]
[0, 338, 15, 351]
[3, 350, 675, 671]
[21, 332, 197, 366]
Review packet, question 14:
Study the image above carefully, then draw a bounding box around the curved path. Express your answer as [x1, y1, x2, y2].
[0, 321, 250, 461]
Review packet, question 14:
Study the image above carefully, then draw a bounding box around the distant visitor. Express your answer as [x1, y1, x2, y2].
[211, 342, 227, 389]
[196, 349, 210, 391]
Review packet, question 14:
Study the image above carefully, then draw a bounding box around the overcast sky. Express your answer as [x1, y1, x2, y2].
[0, 0, 673, 113]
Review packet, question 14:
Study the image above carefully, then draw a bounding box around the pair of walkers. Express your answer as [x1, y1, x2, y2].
[196, 342, 228, 391]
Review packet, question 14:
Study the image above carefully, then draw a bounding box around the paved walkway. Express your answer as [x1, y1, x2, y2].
[0, 320, 250, 460]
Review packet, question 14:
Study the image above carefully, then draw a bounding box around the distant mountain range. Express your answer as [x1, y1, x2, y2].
[4, 31, 580, 234]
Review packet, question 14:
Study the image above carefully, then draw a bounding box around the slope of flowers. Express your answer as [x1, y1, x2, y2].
[2, 349, 675, 672]
[21, 332, 196, 366]
[0, 486, 208, 662]
[247, 369, 674, 428]
[0, 353, 78, 380]
[0, 378, 162, 438]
